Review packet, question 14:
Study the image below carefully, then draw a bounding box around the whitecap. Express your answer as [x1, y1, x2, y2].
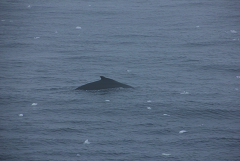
[105, 100, 110, 102]
[28, 5, 31, 8]
[163, 114, 170, 116]
[230, 30, 237, 33]
[147, 107, 151, 110]
[34, 37, 40, 39]
[162, 153, 171, 156]
[19, 114, 23, 117]
[196, 26, 200, 28]
[32, 103, 38, 106]
[76, 26, 82, 29]
[232, 38, 239, 41]
[180, 91, 189, 94]
[84, 139, 90, 144]
[76, 154, 80, 156]
[147, 100, 151, 102]
[236, 76, 240, 78]
[127, 70, 131, 72]
[179, 130, 187, 134]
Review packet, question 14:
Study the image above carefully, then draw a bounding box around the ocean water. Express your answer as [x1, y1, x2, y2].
[0, 0, 240, 160]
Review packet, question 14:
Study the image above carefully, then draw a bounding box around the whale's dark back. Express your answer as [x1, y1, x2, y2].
[76, 76, 133, 90]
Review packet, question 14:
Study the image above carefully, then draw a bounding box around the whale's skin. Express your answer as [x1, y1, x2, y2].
[76, 76, 133, 90]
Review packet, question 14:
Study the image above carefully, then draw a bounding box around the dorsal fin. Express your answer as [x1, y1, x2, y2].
[100, 76, 107, 80]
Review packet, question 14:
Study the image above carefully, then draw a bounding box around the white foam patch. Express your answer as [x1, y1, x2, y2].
[76, 154, 80, 157]
[163, 114, 170, 116]
[162, 153, 171, 156]
[232, 38, 239, 41]
[230, 30, 237, 33]
[179, 130, 187, 134]
[34, 37, 40, 39]
[196, 26, 200, 28]
[127, 70, 131, 72]
[147, 100, 152, 102]
[105, 100, 110, 102]
[84, 139, 90, 144]
[236, 76, 240, 78]
[28, 5, 31, 8]
[32, 103, 38, 106]
[19, 114, 23, 117]
[76, 26, 82, 29]
[147, 107, 151, 110]
[180, 91, 189, 94]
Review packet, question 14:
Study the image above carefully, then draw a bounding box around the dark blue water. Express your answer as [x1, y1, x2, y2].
[1, 0, 240, 160]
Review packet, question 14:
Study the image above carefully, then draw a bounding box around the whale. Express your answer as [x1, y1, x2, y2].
[76, 76, 133, 90]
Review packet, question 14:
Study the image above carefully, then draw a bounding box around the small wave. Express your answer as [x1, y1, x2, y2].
[162, 153, 171, 156]
[232, 38, 239, 41]
[179, 130, 187, 134]
[84, 139, 90, 144]
[180, 91, 189, 94]
[230, 30, 237, 33]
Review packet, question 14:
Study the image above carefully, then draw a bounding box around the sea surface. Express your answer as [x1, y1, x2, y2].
[0, 0, 240, 160]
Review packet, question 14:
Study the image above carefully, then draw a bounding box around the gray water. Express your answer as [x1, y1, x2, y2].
[0, 0, 240, 160]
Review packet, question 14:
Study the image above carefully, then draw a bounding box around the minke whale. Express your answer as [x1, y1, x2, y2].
[76, 76, 133, 90]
